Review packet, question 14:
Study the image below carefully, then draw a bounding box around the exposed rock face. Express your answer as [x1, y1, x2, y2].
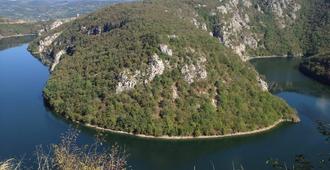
[160, 44, 173, 56]
[38, 32, 62, 53]
[50, 50, 65, 72]
[181, 57, 208, 84]
[50, 20, 64, 30]
[116, 53, 167, 93]
[116, 53, 208, 93]
[191, 17, 208, 32]
[208, 0, 301, 59]
[116, 70, 139, 93]
[201, 23, 208, 31]
[145, 54, 165, 83]
[258, 76, 269, 91]
[192, 18, 200, 29]
[38, 19, 72, 36]
[167, 34, 178, 39]
[213, 1, 255, 59]
[269, 0, 301, 27]
[172, 84, 179, 100]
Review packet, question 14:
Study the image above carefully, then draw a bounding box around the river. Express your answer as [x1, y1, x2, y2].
[0, 42, 329, 169]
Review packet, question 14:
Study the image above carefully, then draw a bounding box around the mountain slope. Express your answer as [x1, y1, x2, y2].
[29, 1, 298, 137]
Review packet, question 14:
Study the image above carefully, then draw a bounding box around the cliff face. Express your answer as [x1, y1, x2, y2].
[189, 0, 304, 60]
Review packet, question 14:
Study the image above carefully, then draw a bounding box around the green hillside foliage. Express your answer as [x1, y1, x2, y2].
[29, 1, 297, 137]
[300, 0, 330, 56]
[300, 53, 330, 85]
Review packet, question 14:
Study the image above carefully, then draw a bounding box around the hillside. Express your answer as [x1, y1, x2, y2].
[300, 53, 330, 85]
[28, 0, 299, 137]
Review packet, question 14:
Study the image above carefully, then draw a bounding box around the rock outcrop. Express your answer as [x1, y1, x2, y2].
[145, 54, 165, 83]
[50, 50, 66, 72]
[181, 57, 208, 84]
[201, 0, 301, 60]
[38, 32, 61, 53]
[116, 53, 167, 93]
[116, 70, 139, 93]
[160, 44, 173, 56]
[258, 76, 269, 92]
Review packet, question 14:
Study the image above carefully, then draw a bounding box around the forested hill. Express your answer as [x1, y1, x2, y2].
[28, 0, 299, 137]
[298, 0, 330, 85]
[300, 53, 330, 85]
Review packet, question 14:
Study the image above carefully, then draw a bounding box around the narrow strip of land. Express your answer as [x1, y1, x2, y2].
[0, 33, 36, 40]
[83, 119, 290, 140]
[246, 55, 290, 61]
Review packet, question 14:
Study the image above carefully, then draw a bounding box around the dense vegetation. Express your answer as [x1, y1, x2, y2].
[300, 0, 330, 56]
[300, 53, 330, 85]
[297, 0, 330, 84]
[29, 1, 297, 137]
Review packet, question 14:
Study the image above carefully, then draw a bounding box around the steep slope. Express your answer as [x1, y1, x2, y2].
[29, 1, 298, 137]
[176, 0, 329, 60]
[298, 0, 330, 84]
[300, 53, 330, 85]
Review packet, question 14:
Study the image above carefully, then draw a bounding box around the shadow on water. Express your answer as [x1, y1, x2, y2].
[0, 35, 36, 51]
[251, 57, 330, 97]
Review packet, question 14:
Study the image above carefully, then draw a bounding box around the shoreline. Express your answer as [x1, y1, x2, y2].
[247, 55, 289, 61]
[0, 33, 36, 40]
[81, 119, 292, 140]
[246, 55, 301, 61]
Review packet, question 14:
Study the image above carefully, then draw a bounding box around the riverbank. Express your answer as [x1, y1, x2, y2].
[246, 55, 298, 61]
[299, 54, 330, 86]
[81, 119, 294, 140]
[0, 34, 36, 40]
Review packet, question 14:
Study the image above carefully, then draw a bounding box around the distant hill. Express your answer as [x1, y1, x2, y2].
[0, 17, 53, 38]
[0, 0, 135, 21]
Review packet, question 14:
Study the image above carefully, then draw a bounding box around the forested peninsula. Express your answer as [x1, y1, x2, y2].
[28, 0, 326, 138]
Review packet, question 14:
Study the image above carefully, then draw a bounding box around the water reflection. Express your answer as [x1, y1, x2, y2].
[0, 35, 36, 51]
[251, 58, 330, 97]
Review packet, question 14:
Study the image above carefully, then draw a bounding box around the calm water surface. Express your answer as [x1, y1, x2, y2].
[1, 44, 330, 169]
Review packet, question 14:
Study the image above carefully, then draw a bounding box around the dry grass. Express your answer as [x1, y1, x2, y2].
[35, 129, 128, 170]
[1, 129, 128, 170]
[0, 159, 20, 170]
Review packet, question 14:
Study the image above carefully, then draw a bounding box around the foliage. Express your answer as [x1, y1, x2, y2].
[299, 53, 330, 85]
[29, 1, 297, 137]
